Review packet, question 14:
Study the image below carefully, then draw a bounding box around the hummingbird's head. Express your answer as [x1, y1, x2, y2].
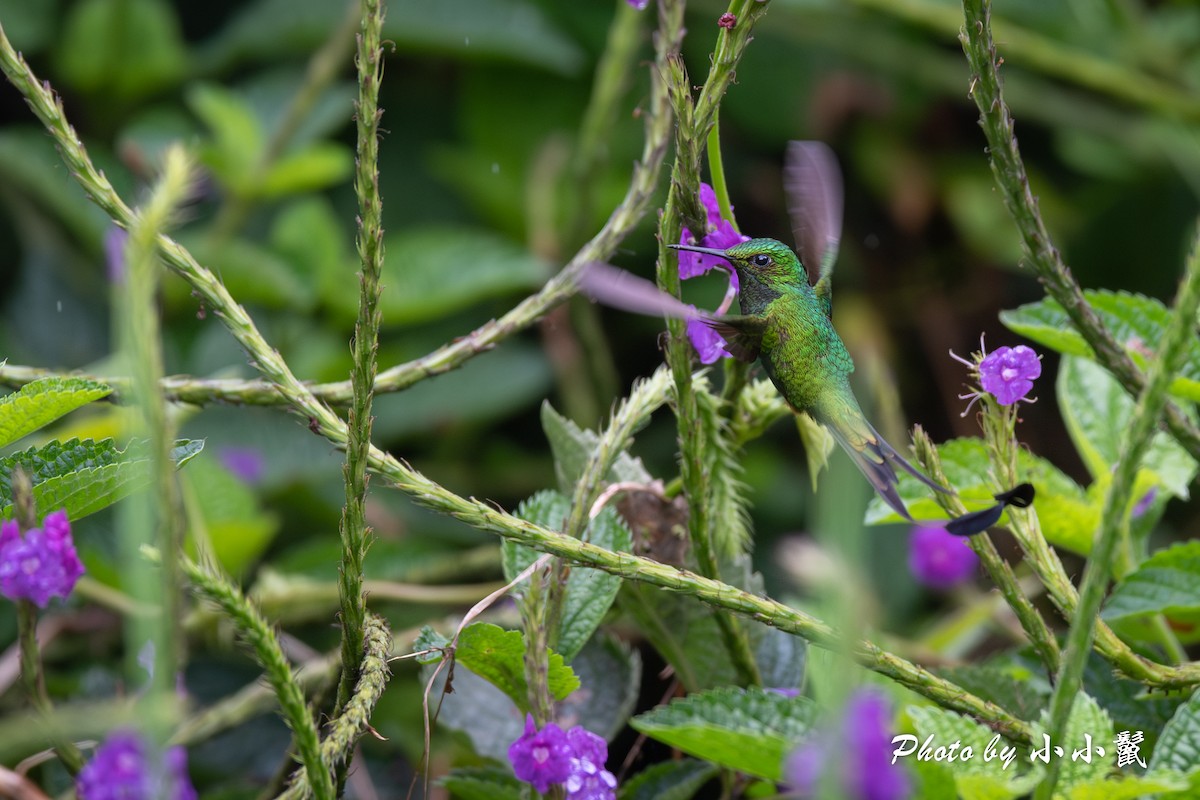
[671, 237, 804, 289]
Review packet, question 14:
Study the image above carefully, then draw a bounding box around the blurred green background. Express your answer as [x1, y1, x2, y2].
[1, 0, 1198, 792]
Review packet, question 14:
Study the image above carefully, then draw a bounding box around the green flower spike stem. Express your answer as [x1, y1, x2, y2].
[959, 0, 1200, 464]
[1034, 228, 1200, 800]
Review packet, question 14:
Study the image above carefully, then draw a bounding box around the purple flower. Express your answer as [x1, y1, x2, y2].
[908, 525, 978, 590]
[105, 226, 128, 283]
[0, 510, 84, 608]
[509, 714, 573, 793]
[1131, 486, 1157, 519]
[76, 730, 196, 800]
[627, 0, 649, 8]
[565, 727, 617, 800]
[978, 345, 1041, 406]
[718, 12, 737, 28]
[219, 446, 266, 484]
[785, 690, 910, 800]
[686, 316, 730, 364]
[677, 184, 747, 288]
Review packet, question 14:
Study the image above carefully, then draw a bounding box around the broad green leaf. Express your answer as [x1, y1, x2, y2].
[1103, 541, 1200, 623]
[187, 83, 263, 190]
[558, 634, 642, 741]
[0, 438, 204, 522]
[420, 622, 578, 713]
[182, 455, 280, 577]
[540, 402, 652, 492]
[0, 377, 112, 448]
[57, 0, 186, 101]
[1149, 686, 1200, 773]
[505, 490, 632, 662]
[618, 759, 717, 800]
[438, 767, 524, 800]
[1001, 290, 1200, 402]
[419, 656, 525, 762]
[374, 226, 548, 325]
[907, 705, 1043, 800]
[630, 687, 818, 780]
[866, 437, 1096, 553]
[0, 0, 59, 53]
[270, 197, 357, 315]
[1032, 693, 1113, 795]
[201, 0, 585, 75]
[259, 142, 353, 198]
[937, 664, 1049, 722]
[1058, 356, 1196, 498]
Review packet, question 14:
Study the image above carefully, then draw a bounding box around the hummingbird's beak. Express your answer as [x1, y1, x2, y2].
[668, 243, 730, 259]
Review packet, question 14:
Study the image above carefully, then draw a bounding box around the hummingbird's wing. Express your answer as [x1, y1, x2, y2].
[577, 262, 702, 320]
[707, 315, 766, 362]
[784, 141, 843, 318]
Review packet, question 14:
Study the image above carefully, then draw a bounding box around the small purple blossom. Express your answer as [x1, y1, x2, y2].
[677, 184, 748, 287]
[509, 715, 573, 793]
[908, 525, 978, 590]
[0, 510, 84, 608]
[219, 446, 266, 484]
[626, 0, 649, 8]
[785, 690, 910, 800]
[565, 727, 617, 800]
[718, 12, 737, 28]
[1131, 486, 1157, 519]
[105, 226, 128, 283]
[978, 345, 1041, 406]
[687, 316, 729, 364]
[76, 730, 196, 800]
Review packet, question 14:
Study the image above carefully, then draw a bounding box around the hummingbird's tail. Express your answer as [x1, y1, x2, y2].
[823, 414, 948, 522]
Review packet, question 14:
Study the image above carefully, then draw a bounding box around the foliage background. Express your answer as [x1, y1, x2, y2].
[0, 0, 1197, 794]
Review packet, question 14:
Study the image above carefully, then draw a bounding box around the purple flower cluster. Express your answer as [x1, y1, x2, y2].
[784, 690, 910, 800]
[978, 345, 1041, 406]
[509, 714, 617, 799]
[76, 730, 196, 800]
[907, 525, 978, 589]
[0, 510, 84, 607]
[679, 183, 749, 364]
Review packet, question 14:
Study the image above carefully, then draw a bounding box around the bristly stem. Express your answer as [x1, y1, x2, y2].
[910, 427, 1061, 676]
[1034, 227, 1200, 800]
[959, 0, 1200, 463]
[334, 0, 387, 784]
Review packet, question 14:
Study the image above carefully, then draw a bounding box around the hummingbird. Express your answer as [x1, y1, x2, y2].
[579, 142, 1029, 531]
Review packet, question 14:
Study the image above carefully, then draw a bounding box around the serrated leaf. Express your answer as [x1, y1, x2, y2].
[1001, 290, 1200, 402]
[505, 490, 632, 662]
[866, 437, 1097, 553]
[558, 634, 641, 741]
[540, 401, 652, 492]
[630, 687, 818, 780]
[1103, 541, 1200, 623]
[438, 766, 525, 800]
[412, 625, 449, 664]
[1150, 687, 1200, 773]
[378, 227, 548, 324]
[618, 759, 717, 800]
[0, 438, 203, 522]
[1032, 693, 1113, 794]
[423, 622, 578, 713]
[906, 705, 1042, 800]
[937, 665, 1049, 722]
[1058, 356, 1196, 498]
[0, 377, 112, 448]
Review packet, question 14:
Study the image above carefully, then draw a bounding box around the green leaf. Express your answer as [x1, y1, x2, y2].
[1001, 290, 1200, 402]
[1103, 541, 1200, 624]
[907, 705, 1043, 800]
[1058, 356, 1196, 498]
[182, 455, 280, 577]
[937, 664, 1050, 722]
[1032, 693, 1113, 794]
[866, 437, 1097, 554]
[187, 83, 263, 191]
[505, 490, 632, 662]
[540, 402, 652, 492]
[618, 759, 718, 800]
[1150, 687, 1200, 773]
[630, 687, 818, 780]
[57, 0, 186, 101]
[426, 622, 578, 713]
[0, 377, 112, 448]
[259, 141, 353, 198]
[558, 634, 642, 741]
[0, 438, 204, 522]
[1065, 772, 1192, 800]
[438, 767, 524, 800]
[372, 226, 548, 325]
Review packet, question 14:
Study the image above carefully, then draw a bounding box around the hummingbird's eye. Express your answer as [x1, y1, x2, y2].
[751, 254, 771, 267]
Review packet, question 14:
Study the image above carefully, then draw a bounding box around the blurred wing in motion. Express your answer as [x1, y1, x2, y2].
[577, 261, 701, 321]
[784, 141, 843, 314]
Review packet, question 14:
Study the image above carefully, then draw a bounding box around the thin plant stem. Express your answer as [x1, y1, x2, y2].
[958, 0, 1200, 463]
[333, 0, 387, 782]
[1034, 228, 1200, 800]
